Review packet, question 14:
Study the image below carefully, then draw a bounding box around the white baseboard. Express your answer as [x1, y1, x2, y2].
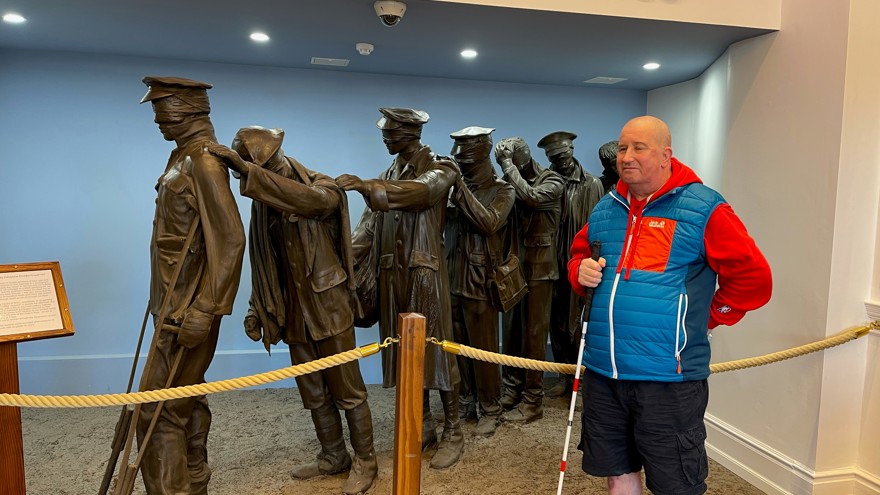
[706, 413, 880, 495]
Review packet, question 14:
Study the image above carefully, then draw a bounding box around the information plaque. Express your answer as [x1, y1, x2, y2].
[0, 261, 74, 343]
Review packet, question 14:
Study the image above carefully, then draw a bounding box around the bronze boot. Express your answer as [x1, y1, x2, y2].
[343, 402, 378, 495]
[290, 402, 352, 480]
[429, 389, 463, 470]
[422, 391, 438, 451]
[501, 401, 544, 424]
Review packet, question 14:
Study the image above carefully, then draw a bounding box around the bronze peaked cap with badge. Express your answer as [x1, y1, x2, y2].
[537, 130, 577, 157]
[141, 76, 213, 115]
[376, 107, 430, 129]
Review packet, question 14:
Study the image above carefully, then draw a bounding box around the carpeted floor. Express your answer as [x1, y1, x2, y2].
[21, 384, 765, 494]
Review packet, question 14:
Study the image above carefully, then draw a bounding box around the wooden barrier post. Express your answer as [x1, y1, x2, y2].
[392, 313, 426, 495]
[0, 342, 26, 495]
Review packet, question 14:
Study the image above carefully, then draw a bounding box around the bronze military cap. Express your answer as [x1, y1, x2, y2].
[449, 126, 494, 156]
[537, 130, 577, 156]
[140, 76, 213, 104]
[376, 107, 430, 129]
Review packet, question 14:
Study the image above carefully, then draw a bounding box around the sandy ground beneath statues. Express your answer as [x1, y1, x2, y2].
[22, 384, 764, 494]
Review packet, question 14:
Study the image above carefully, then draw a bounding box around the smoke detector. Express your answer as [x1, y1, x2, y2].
[356, 42, 374, 56]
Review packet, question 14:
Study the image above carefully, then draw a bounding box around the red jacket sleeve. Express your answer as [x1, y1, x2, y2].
[567, 223, 592, 297]
[704, 204, 772, 328]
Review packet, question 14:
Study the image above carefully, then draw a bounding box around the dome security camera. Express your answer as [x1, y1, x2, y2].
[374, 1, 406, 27]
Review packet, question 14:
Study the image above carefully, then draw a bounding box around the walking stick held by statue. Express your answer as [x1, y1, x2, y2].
[98, 304, 149, 495]
[108, 217, 200, 495]
[556, 240, 601, 495]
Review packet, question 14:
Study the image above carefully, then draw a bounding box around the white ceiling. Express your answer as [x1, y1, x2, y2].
[0, 0, 776, 90]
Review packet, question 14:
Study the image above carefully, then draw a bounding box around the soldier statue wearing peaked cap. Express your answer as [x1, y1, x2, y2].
[337, 107, 465, 469]
[537, 130, 604, 400]
[136, 76, 245, 495]
[445, 126, 515, 437]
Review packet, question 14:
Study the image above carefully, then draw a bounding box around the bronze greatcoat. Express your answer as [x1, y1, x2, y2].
[351, 145, 460, 390]
[240, 158, 367, 410]
[548, 159, 604, 364]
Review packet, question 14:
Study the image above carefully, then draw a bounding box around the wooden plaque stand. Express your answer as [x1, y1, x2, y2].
[0, 262, 75, 495]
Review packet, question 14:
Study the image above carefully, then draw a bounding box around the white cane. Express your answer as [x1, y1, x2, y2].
[556, 240, 601, 495]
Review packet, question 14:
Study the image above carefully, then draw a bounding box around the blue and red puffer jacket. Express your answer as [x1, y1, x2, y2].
[568, 158, 772, 382]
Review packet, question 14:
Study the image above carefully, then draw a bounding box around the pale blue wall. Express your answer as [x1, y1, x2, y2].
[0, 48, 645, 394]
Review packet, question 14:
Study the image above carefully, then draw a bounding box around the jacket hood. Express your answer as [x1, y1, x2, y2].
[614, 157, 702, 202]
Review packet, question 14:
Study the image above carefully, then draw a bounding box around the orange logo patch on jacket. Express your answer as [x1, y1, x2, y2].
[630, 217, 677, 272]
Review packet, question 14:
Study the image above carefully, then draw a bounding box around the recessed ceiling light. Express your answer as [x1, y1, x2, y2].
[250, 32, 270, 43]
[2, 13, 27, 24]
[643, 62, 661, 70]
[461, 49, 478, 59]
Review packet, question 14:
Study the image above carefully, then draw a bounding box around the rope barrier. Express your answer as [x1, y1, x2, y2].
[431, 322, 877, 375]
[0, 339, 392, 409]
[0, 322, 875, 409]
[429, 337, 584, 375]
[708, 323, 876, 373]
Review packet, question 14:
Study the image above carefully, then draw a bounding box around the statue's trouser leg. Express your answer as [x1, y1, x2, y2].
[422, 391, 438, 449]
[290, 329, 371, 477]
[451, 296, 476, 416]
[456, 296, 502, 418]
[500, 302, 525, 407]
[522, 281, 553, 408]
[138, 317, 221, 495]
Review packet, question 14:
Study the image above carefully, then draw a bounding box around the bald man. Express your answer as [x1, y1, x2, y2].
[568, 116, 772, 495]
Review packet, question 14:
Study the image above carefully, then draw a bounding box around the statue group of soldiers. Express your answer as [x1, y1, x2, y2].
[134, 76, 619, 495]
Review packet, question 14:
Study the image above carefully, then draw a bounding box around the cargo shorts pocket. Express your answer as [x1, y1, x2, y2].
[676, 425, 708, 486]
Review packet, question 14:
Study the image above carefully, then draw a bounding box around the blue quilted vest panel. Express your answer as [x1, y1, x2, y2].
[584, 183, 725, 381]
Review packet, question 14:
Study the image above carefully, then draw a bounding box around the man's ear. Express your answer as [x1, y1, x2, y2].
[662, 146, 673, 166]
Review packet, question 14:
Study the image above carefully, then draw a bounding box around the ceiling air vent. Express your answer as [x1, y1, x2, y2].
[311, 57, 350, 67]
[584, 76, 627, 85]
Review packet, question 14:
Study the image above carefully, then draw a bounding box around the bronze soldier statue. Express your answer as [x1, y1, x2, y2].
[494, 137, 564, 423]
[537, 131, 605, 398]
[138, 76, 245, 494]
[598, 140, 620, 194]
[338, 108, 463, 469]
[207, 126, 378, 494]
[445, 126, 515, 437]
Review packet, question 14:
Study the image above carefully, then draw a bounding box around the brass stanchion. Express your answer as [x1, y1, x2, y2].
[392, 313, 426, 495]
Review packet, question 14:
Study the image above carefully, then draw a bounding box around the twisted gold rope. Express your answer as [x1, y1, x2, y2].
[429, 337, 584, 375]
[431, 322, 877, 376]
[0, 339, 392, 409]
[708, 323, 875, 373]
[1, 323, 875, 409]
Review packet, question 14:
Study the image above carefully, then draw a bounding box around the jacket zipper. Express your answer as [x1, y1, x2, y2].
[607, 192, 635, 379]
[675, 294, 689, 374]
[608, 271, 622, 379]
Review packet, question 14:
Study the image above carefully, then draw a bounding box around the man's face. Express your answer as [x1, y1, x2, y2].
[452, 138, 490, 165]
[151, 98, 188, 141]
[547, 146, 573, 167]
[616, 121, 671, 195]
[381, 129, 416, 155]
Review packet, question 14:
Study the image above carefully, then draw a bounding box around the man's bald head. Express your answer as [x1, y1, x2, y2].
[622, 116, 672, 149]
